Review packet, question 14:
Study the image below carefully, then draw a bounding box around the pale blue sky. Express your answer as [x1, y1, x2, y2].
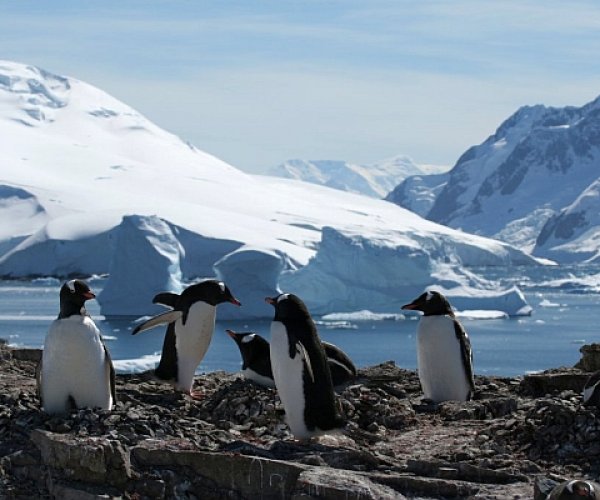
[2, 1, 600, 172]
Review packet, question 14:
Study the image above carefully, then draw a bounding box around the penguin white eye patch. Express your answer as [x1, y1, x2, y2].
[241, 334, 256, 344]
[67, 280, 77, 293]
[218, 281, 226, 292]
[277, 293, 290, 303]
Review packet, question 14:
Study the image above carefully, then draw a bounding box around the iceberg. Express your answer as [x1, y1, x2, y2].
[0, 60, 545, 318]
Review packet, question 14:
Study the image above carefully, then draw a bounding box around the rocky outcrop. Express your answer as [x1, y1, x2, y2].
[1, 343, 600, 498]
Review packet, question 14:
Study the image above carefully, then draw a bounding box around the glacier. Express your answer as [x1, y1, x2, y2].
[0, 60, 544, 318]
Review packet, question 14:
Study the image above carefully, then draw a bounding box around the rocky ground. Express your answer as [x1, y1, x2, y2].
[1, 341, 600, 499]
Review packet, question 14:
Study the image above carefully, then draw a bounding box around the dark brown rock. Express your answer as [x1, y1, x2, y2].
[576, 344, 600, 372]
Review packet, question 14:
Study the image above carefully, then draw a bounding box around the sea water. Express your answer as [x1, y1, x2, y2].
[1, 269, 599, 377]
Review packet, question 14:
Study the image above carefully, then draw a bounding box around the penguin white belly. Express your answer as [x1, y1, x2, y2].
[174, 302, 216, 392]
[417, 316, 470, 402]
[270, 321, 310, 439]
[42, 316, 112, 414]
[241, 368, 275, 388]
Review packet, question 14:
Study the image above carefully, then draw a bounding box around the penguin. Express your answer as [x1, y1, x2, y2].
[582, 370, 600, 407]
[546, 479, 600, 499]
[401, 290, 475, 403]
[38, 279, 115, 414]
[266, 293, 345, 440]
[132, 279, 240, 398]
[226, 329, 356, 388]
[226, 330, 275, 387]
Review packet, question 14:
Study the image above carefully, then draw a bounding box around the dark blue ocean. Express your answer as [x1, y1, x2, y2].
[1, 267, 599, 377]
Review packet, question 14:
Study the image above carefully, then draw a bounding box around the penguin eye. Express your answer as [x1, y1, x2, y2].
[277, 293, 290, 304]
[67, 280, 77, 293]
[241, 334, 256, 344]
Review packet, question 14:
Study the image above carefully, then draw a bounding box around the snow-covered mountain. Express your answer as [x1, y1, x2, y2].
[388, 97, 600, 259]
[268, 156, 442, 198]
[0, 60, 541, 317]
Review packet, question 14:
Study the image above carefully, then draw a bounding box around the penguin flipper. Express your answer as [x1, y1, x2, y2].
[132, 310, 183, 335]
[285, 331, 314, 382]
[453, 319, 475, 396]
[36, 357, 43, 405]
[153, 292, 180, 309]
[103, 344, 117, 406]
[295, 341, 314, 383]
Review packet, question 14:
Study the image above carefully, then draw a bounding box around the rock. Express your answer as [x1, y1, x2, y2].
[132, 442, 306, 499]
[1, 342, 599, 498]
[31, 430, 131, 487]
[520, 369, 589, 397]
[292, 468, 406, 499]
[576, 344, 600, 372]
[10, 348, 42, 363]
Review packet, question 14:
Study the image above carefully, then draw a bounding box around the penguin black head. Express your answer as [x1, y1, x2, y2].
[548, 479, 600, 499]
[182, 280, 241, 307]
[265, 293, 312, 322]
[58, 279, 96, 319]
[226, 329, 270, 367]
[401, 290, 454, 317]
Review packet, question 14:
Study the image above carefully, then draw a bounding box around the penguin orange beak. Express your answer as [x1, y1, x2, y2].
[229, 298, 241, 306]
[83, 291, 96, 300]
[225, 329, 237, 339]
[265, 297, 276, 305]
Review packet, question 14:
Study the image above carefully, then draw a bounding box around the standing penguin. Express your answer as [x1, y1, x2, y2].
[39, 280, 115, 414]
[266, 293, 345, 440]
[132, 279, 240, 398]
[402, 290, 475, 403]
[226, 330, 356, 388]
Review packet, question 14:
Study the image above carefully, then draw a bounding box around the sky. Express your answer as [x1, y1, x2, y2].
[2, 1, 600, 174]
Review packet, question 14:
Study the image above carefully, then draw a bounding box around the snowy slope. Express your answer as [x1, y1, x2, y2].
[267, 156, 435, 198]
[0, 61, 541, 317]
[534, 179, 600, 263]
[388, 97, 600, 258]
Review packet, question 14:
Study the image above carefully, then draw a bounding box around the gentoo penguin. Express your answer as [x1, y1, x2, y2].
[39, 280, 115, 414]
[402, 290, 475, 403]
[226, 330, 275, 387]
[266, 293, 345, 440]
[546, 479, 600, 499]
[132, 279, 240, 398]
[226, 329, 356, 388]
[583, 371, 600, 407]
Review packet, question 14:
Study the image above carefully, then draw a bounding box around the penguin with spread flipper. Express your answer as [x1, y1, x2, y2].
[132, 279, 240, 398]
